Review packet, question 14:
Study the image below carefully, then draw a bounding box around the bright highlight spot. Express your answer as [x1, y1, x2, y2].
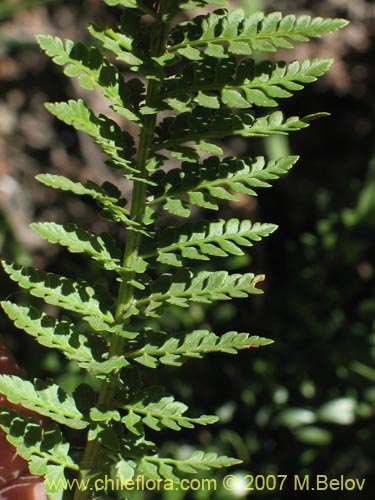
[230, 474, 248, 497]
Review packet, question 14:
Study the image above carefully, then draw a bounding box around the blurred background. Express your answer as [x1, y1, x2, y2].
[0, 0, 374, 498]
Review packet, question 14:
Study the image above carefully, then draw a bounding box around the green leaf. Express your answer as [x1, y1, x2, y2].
[36, 35, 143, 121]
[1, 260, 114, 322]
[149, 156, 299, 216]
[120, 387, 218, 434]
[36, 173, 119, 201]
[122, 411, 143, 435]
[0, 408, 78, 468]
[128, 330, 273, 368]
[30, 222, 121, 271]
[35, 174, 137, 226]
[155, 109, 325, 152]
[139, 451, 241, 480]
[164, 198, 191, 218]
[1, 302, 128, 376]
[163, 57, 333, 110]
[45, 100, 136, 172]
[1, 301, 92, 364]
[87, 356, 129, 375]
[132, 269, 265, 318]
[144, 218, 277, 267]
[44, 465, 68, 500]
[222, 88, 250, 108]
[88, 21, 143, 66]
[0, 376, 87, 429]
[116, 460, 136, 482]
[194, 91, 220, 109]
[0, 409, 77, 500]
[168, 9, 348, 61]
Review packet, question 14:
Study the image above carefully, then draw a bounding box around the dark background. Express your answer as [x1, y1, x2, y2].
[0, 1, 374, 499]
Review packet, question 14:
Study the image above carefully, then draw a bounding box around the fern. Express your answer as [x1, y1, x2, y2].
[45, 100, 137, 171]
[163, 56, 334, 110]
[0, 2, 347, 499]
[142, 219, 277, 266]
[121, 387, 218, 433]
[126, 329, 273, 368]
[168, 9, 348, 60]
[0, 376, 87, 429]
[147, 155, 299, 216]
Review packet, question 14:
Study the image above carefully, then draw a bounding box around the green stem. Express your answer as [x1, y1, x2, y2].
[72, 3, 170, 499]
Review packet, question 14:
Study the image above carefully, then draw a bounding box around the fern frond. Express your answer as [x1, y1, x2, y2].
[0, 409, 77, 500]
[30, 222, 121, 271]
[168, 9, 348, 60]
[46, 100, 137, 172]
[143, 219, 277, 266]
[35, 173, 138, 226]
[138, 451, 241, 480]
[148, 155, 298, 217]
[121, 387, 218, 434]
[88, 357, 130, 375]
[36, 35, 144, 121]
[163, 57, 334, 110]
[129, 269, 264, 318]
[88, 21, 143, 66]
[36, 173, 120, 201]
[1, 260, 114, 322]
[118, 442, 240, 483]
[155, 109, 327, 154]
[1, 301, 92, 363]
[127, 329, 273, 368]
[0, 4, 346, 495]
[0, 302, 127, 375]
[0, 376, 87, 429]
[0, 408, 78, 469]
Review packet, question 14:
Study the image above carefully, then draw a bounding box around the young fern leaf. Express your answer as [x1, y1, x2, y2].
[0, 2, 347, 498]
[30, 222, 121, 271]
[155, 109, 327, 158]
[0, 409, 78, 500]
[131, 270, 264, 319]
[148, 155, 299, 217]
[35, 173, 138, 225]
[0, 302, 128, 375]
[163, 56, 334, 110]
[168, 9, 348, 61]
[0, 376, 87, 429]
[120, 387, 218, 434]
[143, 219, 277, 266]
[138, 452, 241, 480]
[114, 440, 240, 484]
[126, 330, 273, 368]
[88, 21, 144, 67]
[1, 301, 93, 365]
[36, 35, 144, 122]
[45, 100, 137, 173]
[1, 260, 114, 322]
